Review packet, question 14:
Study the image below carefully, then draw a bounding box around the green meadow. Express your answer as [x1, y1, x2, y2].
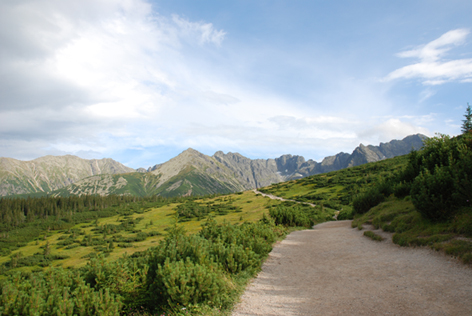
[0, 191, 283, 276]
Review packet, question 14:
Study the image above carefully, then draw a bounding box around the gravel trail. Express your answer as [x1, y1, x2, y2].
[232, 220, 472, 316]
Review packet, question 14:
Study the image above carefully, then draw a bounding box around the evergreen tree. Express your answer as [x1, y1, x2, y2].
[43, 241, 50, 256]
[462, 103, 472, 134]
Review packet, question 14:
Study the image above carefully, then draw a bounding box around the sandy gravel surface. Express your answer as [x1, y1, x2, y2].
[232, 221, 472, 316]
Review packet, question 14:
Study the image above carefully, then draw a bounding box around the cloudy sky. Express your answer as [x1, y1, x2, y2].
[1, 0, 471, 168]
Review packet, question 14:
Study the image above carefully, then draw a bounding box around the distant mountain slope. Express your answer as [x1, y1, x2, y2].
[0, 155, 134, 196]
[1, 134, 426, 197]
[288, 134, 427, 176]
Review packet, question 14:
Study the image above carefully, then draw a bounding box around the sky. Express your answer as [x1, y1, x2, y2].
[1, 0, 471, 169]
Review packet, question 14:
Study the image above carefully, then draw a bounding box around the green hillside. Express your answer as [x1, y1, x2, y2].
[43, 167, 236, 198]
[261, 134, 472, 265]
[259, 154, 409, 220]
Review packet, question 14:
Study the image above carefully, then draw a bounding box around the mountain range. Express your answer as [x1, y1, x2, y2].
[0, 134, 426, 197]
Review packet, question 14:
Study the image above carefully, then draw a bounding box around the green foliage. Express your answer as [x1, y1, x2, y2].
[353, 198, 472, 264]
[269, 206, 314, 228]
[336, 208, 353, 220]
[81, 254, 149, 310]
[0, 268, 121, 315]
[259, 155, 409, 218]
[174, 199, 242, 222]
[148, 258, 228, 308]
[363, 231, 383, 241]
[410, 166, 456, 221]
[145, 217, 281, 312]
[4, 253, 70, 270]
[400, 134, 472, 221]
[392, 181, 411, 198]
[462, 103, 472, 134]
[352, 187, 386, 215]
[0, 194, 207, 257]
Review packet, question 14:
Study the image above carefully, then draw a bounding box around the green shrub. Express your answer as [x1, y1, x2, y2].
[393, 181, 411, 198]
[147, 258, 229, 309]
[363, 231, 383, 241]
[352, 188, 385, 215]
[336, 208, 353, 220]
[411, 166, 456, 221]
[0, 268, 121, 316]
[269, 206, 314, 228]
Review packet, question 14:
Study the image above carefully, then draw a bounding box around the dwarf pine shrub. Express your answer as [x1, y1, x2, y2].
[147, 257, 228, 308]
[352, 188, 385, 215]
[0, 268, 121, 316]
[268, 206, 314, 228]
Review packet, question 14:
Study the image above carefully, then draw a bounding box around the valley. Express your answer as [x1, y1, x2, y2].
[1, 133, 471, 316]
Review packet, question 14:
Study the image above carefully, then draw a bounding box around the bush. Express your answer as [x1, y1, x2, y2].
[146, 218, 278, 311]
[352, 188, 385, 215]
[269, 206, 314, 228]
[147, 258, 229, 308]
[393, 181, 411, 198]
[0, 268, 121, 316]
[337, 208, 353, 220]
[411, 166, 456, 221]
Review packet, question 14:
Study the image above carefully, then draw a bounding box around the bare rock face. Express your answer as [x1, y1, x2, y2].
[212, 151, 282, 189]
[0, 155, 134, 196]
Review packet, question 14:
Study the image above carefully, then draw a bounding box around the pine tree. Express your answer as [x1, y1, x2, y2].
[462, 103, 472, 134]
[43, 241, 50, 256]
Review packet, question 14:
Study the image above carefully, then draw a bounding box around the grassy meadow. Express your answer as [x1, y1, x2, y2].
[0, 191, 285, 276]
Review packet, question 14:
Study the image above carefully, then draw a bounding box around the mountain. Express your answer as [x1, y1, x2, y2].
[0, 134, 426, 197]
[280, 133, 427, 176]
[0, 155, 134, 196]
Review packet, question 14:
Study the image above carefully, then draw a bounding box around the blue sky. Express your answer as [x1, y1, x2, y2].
[1, 0, 471, 168]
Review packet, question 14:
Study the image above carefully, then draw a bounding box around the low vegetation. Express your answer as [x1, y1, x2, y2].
[352, 131, 472, 264]
[0, 188, 336, 315]
[259, 154, 409, 220]
[259, 112, 472, 265]
[363, 231, 384, 242]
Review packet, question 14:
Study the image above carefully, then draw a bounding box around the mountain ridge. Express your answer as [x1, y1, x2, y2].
[0, 155, 134, 196]
[0, 134, 427, 197]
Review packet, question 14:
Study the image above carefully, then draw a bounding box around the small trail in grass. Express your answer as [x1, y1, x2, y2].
[253, 189, 316, 207]
[232, 220, 472, 316]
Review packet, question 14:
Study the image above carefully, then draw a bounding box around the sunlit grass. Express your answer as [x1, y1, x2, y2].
[1, 191, 283, 273]
[352, 197, 472, 264]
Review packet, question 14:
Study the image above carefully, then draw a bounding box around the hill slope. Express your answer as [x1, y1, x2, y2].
[0, 155, 134, 196]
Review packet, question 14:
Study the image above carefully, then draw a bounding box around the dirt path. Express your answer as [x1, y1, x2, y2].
[253, 189, 316, 207]
[232, 221, 472, 316]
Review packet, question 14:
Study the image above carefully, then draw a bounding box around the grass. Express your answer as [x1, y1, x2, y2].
[352, 196, 472, 264]
[363, 231, 384, 242]
[258, 156, 409, 221]
[0, 191, 285, 276]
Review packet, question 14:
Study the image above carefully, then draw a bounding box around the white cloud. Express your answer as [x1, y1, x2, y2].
[0, 0, 453, 167]
[358, 118, 430, 143]
[384, 29, 472, 85]
[0, 0, 228, 159]
[172, 15, 226, 45]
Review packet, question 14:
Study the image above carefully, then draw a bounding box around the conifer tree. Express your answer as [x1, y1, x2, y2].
[462, 103, 472, 134]
[43, 241, 50, 256]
